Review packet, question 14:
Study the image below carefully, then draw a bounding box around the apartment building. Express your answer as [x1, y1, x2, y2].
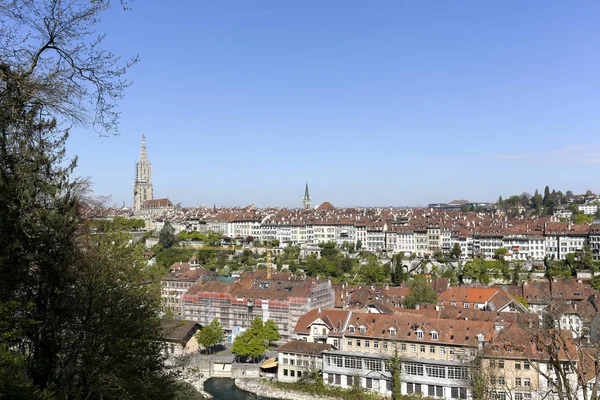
[277, 340, 333, 382]
[161, 259, 216, 317]
[181, 271, 335, 340]
[292, 308, 496, 399]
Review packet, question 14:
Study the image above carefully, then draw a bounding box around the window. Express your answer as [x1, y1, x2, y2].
[333, 339, 339, 348]
[365, 359, 382, 372]
[490, 360, 496, 368]
[432, 332, 439, 340]
[297, 371, 302, 378]
[515, 378, 521, 386]
[450, 347, 455, 355]
[366, 378, 373, 389]
[335, 374, 341, 385]
[498, 377, 505, 385]
[405, 363, 424, 376]
[493, 392, 506, 400]
[515, 394, 523, 400]
[347, 339, 352, 346]
[359, 326, 366, 335]
[415, 384, 422, 394]
[327, 374, 333, 384]
[426, 365, 446, 378]
[390, 328, 396, 337]
[498, 360, 504, 369]
[524, 379, 531, 388]
[283, 369, 288, 376]
[448, 367, 468, 380]
[401, 343, 407, 351]
[524, 360, 530, 370]
[411, 344, 416, 352]
[420, 345, 426, 353]
[290, 370, 295, 377]
[440, 347, 446, 355]
[417, 330, 424, 339]
[451, 387, 467, 399]
[347, 375, 354, 387]
[515, 362, 521, 370]
[430, 345, 436, 354]
[464, 303, 469, 308]
[383, 342, 388, 350]
[349, 326, 355, 333]
[356, 340, 361, 347]
[282, 358, 289, 365]
[407, 383, 414, 394]
[374, 341, 379, 349]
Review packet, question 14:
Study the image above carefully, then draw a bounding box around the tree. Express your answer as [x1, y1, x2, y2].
[495, 248, 508, 258]
[450, 243, 462, 259]
[159, 221, 177, 248]
[543, 185, 551, 206]
[356, 239, 362, 251]
[195, 318, 225, 355]
[0, 0, 137, 136]
[403, 275, 438, 309]
[386, 348, 402, 400]
[263, 319, 281, 346]
[0, 1, 178, 396]
[232, 318, 270, 361]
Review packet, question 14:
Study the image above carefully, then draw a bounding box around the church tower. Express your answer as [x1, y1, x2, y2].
[133, 134, 153, 211]
[303, 181, 312, 210]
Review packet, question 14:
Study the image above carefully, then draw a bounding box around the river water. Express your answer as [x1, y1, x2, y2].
[204, 378, 276, 400]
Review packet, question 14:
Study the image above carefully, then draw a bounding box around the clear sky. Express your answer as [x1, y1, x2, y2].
[66, 1, 600, 208]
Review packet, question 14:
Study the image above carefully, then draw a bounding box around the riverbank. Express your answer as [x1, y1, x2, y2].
[235, 378, 386, 400]
[179, 368, 212, 398]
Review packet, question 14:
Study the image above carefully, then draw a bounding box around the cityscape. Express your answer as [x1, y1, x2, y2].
[3, 1, 600, 400]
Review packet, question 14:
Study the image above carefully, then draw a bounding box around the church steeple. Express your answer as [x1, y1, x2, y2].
[303, 181, 312, 210]
[133, 134, 153, 212]
[139, 134, 148, 162]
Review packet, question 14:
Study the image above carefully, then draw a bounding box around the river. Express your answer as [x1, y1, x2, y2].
[203, 378, 277, 400]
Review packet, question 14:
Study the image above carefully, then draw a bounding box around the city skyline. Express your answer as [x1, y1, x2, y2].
[64, 1, 600, 207]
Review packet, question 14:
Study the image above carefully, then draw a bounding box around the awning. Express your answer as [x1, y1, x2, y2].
[260, 358, 278, 369]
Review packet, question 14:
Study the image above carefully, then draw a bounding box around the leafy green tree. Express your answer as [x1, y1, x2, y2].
[232, 318, 274, 361]
[263, 319, 281, 346]
[495, 248, 508, 258]
[450, 243, 462, 259]
[403, 275, 437, 309]
[196, 318, 225, 355]
[356, 239, 362, 251]
[159, 222, 177, 248]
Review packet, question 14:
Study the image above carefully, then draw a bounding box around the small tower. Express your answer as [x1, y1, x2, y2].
[303, 181, 312, 210]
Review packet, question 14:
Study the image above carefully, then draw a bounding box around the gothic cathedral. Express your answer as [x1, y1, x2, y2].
[133, 134, 153, 211]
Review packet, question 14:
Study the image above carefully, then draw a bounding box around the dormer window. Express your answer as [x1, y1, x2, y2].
[389, 328, 396, 337]
[417, 330, 424, 339]
[431, 332, 438, 340]
[349, 326, 355, 333]
[359, 326, 366, 335]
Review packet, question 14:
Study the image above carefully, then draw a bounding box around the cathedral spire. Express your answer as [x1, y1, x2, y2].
[303, 181, 312, 210]
[140, 134, 148, 162]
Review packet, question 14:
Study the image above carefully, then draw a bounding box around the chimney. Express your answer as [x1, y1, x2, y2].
[477, 335, 484, 350]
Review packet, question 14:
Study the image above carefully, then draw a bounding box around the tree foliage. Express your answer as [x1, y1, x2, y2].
[159, 221, 177, 248]
[195, 318, 225, 355]
[403, 275, 438, 309]
[232, 317, 280, 360]
[0, 1, 178, 397]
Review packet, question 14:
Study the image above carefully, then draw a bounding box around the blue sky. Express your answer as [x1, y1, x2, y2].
[66, 1, 600, 208]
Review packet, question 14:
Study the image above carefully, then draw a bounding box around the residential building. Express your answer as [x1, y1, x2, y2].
[277, 341, 332, 382]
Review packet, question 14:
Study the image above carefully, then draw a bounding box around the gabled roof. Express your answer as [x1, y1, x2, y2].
[438, 287, 499, 303]
[161, 320, 201, 344]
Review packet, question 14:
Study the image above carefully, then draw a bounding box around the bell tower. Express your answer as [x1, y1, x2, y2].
[133, 134, 153, 211]
[303, 181, 312, 210]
